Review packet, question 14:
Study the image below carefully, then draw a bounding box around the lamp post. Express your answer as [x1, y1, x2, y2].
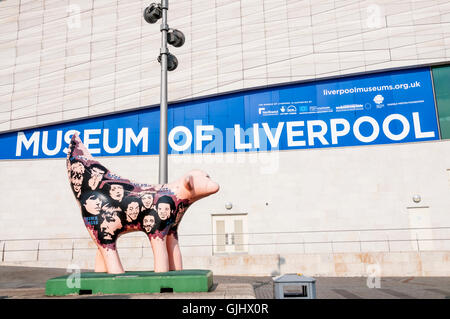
[159, 0, 169, 184]
[143, 1, 185, 184]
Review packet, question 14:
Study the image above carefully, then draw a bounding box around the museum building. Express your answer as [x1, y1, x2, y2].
[0, 0, 450, 276]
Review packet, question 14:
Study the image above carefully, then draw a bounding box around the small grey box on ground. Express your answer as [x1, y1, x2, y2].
[273, 274, 316, 299]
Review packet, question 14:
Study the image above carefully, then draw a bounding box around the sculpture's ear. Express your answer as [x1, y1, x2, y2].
[184, 175, 194, 191]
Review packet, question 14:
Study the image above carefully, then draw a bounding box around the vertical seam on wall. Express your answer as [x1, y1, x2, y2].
[385, 5, 391, 66]
[262, 0, 268, 86]
[286, 0, 292, 82]
[190, 0, 193, 99]
[215, 0, 219, 93]
[37, 1, 44, 122]
[439, 2, 445, 61]
[310, 0, 315, 78]
[113, 0, 118, 112]
[240, 0, 244, 88]
[88, 0, 93, 115]
[139, 0, 144, 106]
[358, 1, 367, 72]
[11, 0, 21, 129]
[334, 0, 341, 76]
[411, 2, 419, 60]
[63, 0, 69, 117]
[139, 0, 143, 108]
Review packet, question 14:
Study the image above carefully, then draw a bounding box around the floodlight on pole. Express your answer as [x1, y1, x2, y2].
[168, 29, 185, 48]
[143, 3, 162, 24]
[158, 53, 178, 71]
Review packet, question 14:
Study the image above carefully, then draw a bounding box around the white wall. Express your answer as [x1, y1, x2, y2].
[1, 0, 450, 132]
[4, 252, 450, 277]
[1, 139, 450, 274]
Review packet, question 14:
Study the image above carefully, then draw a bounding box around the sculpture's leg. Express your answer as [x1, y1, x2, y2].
[166, 233, 183, 271]
[97, 245, 125, 274]
[94, 248, 107, 272]
[86, 228, 124, 274]
[150, 236, 169, 272]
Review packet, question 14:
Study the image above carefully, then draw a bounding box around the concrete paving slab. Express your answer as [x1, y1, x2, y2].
[1, 266, 450, 299]
[0, 284, 255, 299]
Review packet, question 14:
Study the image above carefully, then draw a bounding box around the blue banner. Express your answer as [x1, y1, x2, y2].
[0, 67, 439, 160]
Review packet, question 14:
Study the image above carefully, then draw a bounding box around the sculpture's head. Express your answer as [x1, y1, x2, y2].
[178, 169, 220, 203]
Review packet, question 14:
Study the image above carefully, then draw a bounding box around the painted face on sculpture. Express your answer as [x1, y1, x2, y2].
[99, 209, 123, 242]
[70, 162, 84, 194]
[84, 194, 103, 215]
[143, 215, 155, 233]
[157, 203, 171, 220]
[141, 193, 154, 209]
[110, 184, 124, 202]
[126, 201, 140, 222]
[88, 166, 105, 190]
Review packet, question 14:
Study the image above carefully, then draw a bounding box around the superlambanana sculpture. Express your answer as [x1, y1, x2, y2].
[67, 133, 219, 274]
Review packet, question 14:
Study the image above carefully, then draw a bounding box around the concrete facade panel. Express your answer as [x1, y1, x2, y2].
[1, 0, 449, 132]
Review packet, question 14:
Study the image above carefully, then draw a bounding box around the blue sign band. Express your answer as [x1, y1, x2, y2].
[0, 67, 439, 160]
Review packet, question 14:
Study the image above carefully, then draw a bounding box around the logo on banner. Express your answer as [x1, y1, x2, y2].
[299, 105, 308, 112]
[280, 105, 297, 114]
[374, 94, 385, 108]
[258, 105, 279, 116]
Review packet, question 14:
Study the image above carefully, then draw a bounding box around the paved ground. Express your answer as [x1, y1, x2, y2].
[246, 276, 450, 299]
[0, 266, 449, 299]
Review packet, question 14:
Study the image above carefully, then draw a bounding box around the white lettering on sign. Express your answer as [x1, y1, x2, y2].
[353, 116, 380, 143]
[125, 127, 148, 153]
[103, 128, 123, 154]
[383, 114, 410, 141]
[413, 112, 435, 138]
[84, 129, 102, 154]
[42, 130, 63, 156]
[234, 124, 252, 150]
[169, 126, 192, 152]
[262, 122, 284, 148]
[253, 123, 260, 149]
[16, 131, 40, 156]
[12, 112, 435, 158]
[307, 120, 329, 146]
[330, 118, 350, 145]
[286, 121, 305, 147]
[63, 130, 80, 154]
[196, 125, 214, 151]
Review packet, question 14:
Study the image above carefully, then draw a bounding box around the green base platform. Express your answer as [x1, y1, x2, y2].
[45, 269, 213, 296]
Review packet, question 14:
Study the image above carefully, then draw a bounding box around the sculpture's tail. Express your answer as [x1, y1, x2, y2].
[66, 132, 93, 163]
